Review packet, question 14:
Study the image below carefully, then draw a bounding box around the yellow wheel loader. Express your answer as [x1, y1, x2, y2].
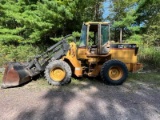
[1, 22, 142, 88]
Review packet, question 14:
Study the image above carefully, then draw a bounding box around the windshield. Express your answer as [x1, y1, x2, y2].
[79, 25, 87, 47]
[101, 25, 109, 45]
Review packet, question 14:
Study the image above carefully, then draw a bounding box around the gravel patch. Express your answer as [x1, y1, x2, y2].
[0, 79, 160, 120]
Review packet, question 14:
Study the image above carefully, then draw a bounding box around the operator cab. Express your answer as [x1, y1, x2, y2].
[79, 22, 110, 56]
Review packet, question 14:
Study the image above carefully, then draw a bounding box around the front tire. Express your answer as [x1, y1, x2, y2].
[100, 60, 128, 85]
[45, 60, 72, 86]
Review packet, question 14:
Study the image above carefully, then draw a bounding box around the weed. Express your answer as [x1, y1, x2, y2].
[0, 44, 43, 66]
[0, 72, 160, 89]
[128, 72, 160, 87]
[138, 47, 160, 68]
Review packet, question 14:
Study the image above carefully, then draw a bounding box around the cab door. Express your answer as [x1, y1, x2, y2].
[99, 24, 110, 54]
[77, 24, 88, 59]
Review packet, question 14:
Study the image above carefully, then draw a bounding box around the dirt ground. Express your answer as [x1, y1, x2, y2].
[0, 74, 160, 120]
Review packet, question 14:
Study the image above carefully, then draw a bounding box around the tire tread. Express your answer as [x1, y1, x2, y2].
[100, 60, 128, 85]
[44, 60, 72, 86]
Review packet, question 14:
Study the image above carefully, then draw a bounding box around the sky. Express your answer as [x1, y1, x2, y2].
[102, 1, 111, 20]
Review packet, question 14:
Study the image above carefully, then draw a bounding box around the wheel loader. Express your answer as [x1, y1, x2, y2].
[1, 22, 142, 88]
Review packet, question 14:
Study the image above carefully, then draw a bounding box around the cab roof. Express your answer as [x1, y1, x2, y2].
[84, 22, 110, 25]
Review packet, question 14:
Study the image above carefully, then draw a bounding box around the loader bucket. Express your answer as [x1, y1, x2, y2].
[1, 63, 31, 89]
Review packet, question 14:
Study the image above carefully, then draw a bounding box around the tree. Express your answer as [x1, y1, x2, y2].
[0, 0, 74, 44]
[106, 0, 140, 42]
[105, 0, 160, 45]
[136, 0, 160, 46]
[0, 0, 105, 45]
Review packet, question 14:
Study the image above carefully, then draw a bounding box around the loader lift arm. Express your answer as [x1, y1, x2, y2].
[26, 35, 71, 76]
[1, 35, 71, 88]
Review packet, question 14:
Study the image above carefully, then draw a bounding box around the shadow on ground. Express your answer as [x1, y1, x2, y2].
[1, 73, 160, 120]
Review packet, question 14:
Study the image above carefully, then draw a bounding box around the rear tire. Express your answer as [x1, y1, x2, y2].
[100, 60, 128, 85]
[44, 60, 72, 86]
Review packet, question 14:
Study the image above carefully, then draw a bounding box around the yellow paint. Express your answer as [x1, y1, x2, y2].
[50, 68, 66, 82]
[88, 65, 101, 77]
[109, 48, 143, 72]
[63, 44, 142, 76]
[110, 48, 137, 63]
[62, 22, 142, 77]
[63, 42, 83, 77]
[109, 66, 123, 80]
[85, 22, 110, 25]
[77, 47, 88, 59]
[126, 63, 143, 72]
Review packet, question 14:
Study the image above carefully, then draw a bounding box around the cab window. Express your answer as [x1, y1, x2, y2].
[101, 25, 109, 45]
[79, 25, 87, 47]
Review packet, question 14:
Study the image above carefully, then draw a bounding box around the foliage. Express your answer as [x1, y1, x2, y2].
[0, 0, 159, 69]
[133, 0, 160, 46]
[107, 0, 140, 41]
[141, 10, 160, 46]
[0, 0, 105, 45]
[126, 35, 143, 46]
[136, 0, 160, 46]
[106, 0, 160, 46]
[0, 43, 41, 66]
[138, 47, 160, 67]
[0, 0, 105, 66]
[50, 31, 81, 42]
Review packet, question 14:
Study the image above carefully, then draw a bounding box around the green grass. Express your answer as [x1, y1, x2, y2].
[128, 72, 160, 82]
[128, 72, 160, 88]
[0, 72, 160, 89]
[0, 44, 43, 67]
[139, 47, 160, 68]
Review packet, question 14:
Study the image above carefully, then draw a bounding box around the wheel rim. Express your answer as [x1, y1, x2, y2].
[108, 66, 123, 80]
[50, 67, 66, 82]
